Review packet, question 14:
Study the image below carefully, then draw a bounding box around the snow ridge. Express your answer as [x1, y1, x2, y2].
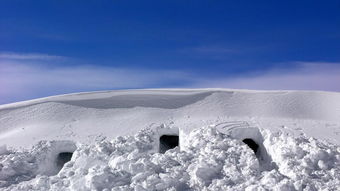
[1, 89, 340, 148]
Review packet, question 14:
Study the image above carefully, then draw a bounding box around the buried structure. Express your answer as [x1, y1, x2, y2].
[36, 141, 78, 176]
[228, 127, 275, 170]
[1, 125, 339, 190]
[242, 138, 259, 155]
[157, 126, 180, 153]
[56, 152, 74, 172]
[215, 124, 276, 170]
[156, 126, 266, 163]
[159, 135, 179, 153]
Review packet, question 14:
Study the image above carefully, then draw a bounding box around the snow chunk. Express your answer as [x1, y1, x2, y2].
[1, 125, 339, 190]
[0, 145, 9, 155]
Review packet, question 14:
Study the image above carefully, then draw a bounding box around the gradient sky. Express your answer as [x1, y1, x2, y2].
[1, 0, 340, 104]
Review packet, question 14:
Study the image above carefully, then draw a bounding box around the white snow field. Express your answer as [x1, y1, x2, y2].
[0, 89, 340, 190]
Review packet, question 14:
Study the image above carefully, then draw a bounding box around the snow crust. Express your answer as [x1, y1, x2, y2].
[1, 125, 339, 191]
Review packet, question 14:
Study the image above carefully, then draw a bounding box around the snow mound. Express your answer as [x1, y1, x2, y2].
[0, 141, 76, 188]
[1, 89, 340, 148]
[1, 125, 339, 191]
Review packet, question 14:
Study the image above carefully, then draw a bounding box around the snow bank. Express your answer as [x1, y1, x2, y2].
[0, 141, 76, 188]
[262, 131, 340, 190]
[1, 125, 339, 190]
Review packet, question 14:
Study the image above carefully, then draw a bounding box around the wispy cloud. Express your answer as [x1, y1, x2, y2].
[193, 62, 340, 92]
[0, 52, 339, 104]
[0, 52, 66, 60]
[0, 57, 192, 104]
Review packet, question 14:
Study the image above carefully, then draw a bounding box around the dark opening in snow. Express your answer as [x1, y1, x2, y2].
[56, 152, 73, 170]
[242, 138, 259, 154]
[159, 135, 179, 153]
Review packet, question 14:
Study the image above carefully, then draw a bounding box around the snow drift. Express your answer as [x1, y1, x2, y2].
[0, 89, 340, 190]
[1, 89, 340, 148]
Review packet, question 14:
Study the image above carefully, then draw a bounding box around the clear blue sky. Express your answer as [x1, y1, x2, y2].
[1, 0, 340, 104]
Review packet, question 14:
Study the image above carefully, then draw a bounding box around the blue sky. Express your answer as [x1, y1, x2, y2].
[1, 0, 340, 104]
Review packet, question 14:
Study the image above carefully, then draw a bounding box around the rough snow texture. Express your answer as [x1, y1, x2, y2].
[1, 125, 339, 191]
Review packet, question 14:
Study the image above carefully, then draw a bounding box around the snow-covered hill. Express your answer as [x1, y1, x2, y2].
[1, 89, 340, 148]
[0, 89, 339, 190]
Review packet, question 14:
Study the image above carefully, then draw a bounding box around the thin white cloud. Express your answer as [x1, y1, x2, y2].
[0, 59, 192, 104]
[1, 52, 339, 104]
[0, 52, 66, 60]
[193, 62, 340, 92]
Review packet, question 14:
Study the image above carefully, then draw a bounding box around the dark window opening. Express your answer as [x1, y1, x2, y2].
[159, 135, 179, 153]
[242, 139, 259, 154]
[56, 152, 73, 170]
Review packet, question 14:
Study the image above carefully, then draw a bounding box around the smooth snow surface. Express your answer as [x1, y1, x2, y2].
[0, 89, 340, 190]
[1, 89, 340, 148]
